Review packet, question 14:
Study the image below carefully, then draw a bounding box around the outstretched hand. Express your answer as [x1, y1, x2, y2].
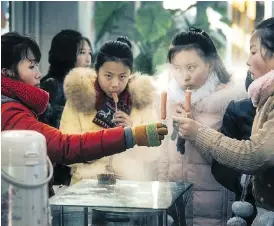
[132, 123, 168, 147]
[156, 123, 168, 141]
[172, 116, 202, 141]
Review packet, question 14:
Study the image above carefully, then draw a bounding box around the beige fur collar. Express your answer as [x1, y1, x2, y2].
[248, 70, 274, 108]
[196, 80, 248, 115]
[63, 68, 156, 113]
[167, 73, 248, 115]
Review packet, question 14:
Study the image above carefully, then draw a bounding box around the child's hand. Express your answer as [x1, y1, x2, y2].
[174, 103, 193, 119]
[172, 116, 202, 141]
[114, 111, 133, 127]
[131, 123, 168, 147]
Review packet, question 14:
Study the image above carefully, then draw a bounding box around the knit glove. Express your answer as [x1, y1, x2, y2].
[124, 123, 168, 148]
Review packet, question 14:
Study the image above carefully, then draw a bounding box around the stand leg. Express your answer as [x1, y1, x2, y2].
[60, 206, 64, 226]
[163, 210, 167, 226]
[84, 207, 89, 226]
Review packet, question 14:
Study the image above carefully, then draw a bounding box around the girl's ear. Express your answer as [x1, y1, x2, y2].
[1, 68, 15, 78]
[128, 73, 135, 82]
[208, 62, 214, 74]
[129, 73, 135, 79]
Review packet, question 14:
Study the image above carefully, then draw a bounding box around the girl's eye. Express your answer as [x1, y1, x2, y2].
[188, 66, 196, 71]
[251, 52, 256, 55]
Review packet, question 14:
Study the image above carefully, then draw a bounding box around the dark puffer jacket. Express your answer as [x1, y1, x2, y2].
[40, 73, 73, 186]
[220, 98, 256, 140]
[211, 98, 256, 190]
[40, 75, 66, 129]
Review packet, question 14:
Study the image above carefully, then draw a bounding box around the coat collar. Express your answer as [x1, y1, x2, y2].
[166, 71, 247, 114]
[248, 70, 274, 108]
[1, 75, 49, 115]
[63, 68, 156, 113]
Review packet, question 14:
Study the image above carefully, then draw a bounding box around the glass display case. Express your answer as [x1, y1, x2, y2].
[50, 179, 192, 226]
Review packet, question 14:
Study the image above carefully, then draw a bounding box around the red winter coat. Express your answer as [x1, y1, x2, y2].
[1, 75, 126, 164]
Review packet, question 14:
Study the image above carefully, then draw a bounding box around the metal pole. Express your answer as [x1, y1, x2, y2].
[24, 1, 29, 35]
[34, 1, 40, 45]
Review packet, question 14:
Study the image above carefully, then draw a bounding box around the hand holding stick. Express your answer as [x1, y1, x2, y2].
[171, 88, 192, 145]
[177, 88, 192, 154]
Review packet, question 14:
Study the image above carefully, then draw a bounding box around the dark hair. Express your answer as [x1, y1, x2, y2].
[117, 36, 132, 49]
[255, 17, 274, 59]
[168, 27, 230, 84]
[95, 36, 133, 72]
[245, 71, 253, 91]
[1, 32, 41, 78]
[47, 29, 92, 80]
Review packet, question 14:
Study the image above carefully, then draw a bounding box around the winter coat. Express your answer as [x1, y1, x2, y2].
[59, 68, 160, 184]
[40, 73, 66, 128]
[194, 70, 274, 212]
[1, 74, 128, 166]
[211, 98, 257, 225]
[158, 72, 247, 226]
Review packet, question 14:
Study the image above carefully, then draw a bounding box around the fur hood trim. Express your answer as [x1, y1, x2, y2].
[164, 68, 248, 115]
[63, 68, 156, 113]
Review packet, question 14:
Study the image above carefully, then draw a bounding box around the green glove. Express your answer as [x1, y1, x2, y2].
[132, 123, 168, 147]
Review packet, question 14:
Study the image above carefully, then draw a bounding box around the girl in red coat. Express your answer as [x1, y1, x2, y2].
[1, 32, 167, 170]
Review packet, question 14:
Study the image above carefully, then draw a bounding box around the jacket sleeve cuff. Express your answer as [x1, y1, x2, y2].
[195, 126, 218, 153]
[124, 127, 135, 149]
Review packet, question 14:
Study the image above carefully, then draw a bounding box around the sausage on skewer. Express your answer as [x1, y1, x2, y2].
[161, 92, 167, 121]
[112, 92, 119, 112]
[184, 88, 192, 116]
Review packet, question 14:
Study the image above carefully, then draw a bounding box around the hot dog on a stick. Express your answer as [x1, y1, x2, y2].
[161, 91, 167, 121]
[112, 92, 119, 112]
[184, 88, 192, 117]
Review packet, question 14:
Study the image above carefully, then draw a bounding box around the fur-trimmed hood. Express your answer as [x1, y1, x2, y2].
[163, 69, 248, 115]
[63, 68, 156, 113]
[248, 70, 274, 108]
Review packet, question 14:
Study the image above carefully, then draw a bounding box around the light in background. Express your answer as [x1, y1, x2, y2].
[264, 0, 273, 19]
[1, 1, 10, 34]
[163, 0, 197, 11]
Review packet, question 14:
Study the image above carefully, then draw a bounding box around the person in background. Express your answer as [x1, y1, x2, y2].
[1, 32, 168, 196]
[211, 71, 257, 225]
[60, 37, 161, 185]
[40, 29, 92, 128]
[173, 17, 274, 225]
[158, 27, 247, 226]
[39, 30, 93, 185]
